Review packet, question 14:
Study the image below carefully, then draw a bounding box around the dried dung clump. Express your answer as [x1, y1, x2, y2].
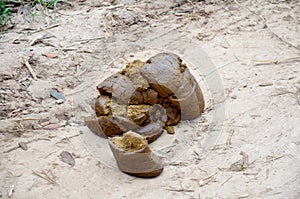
[112, 131, 148, 152]
[85, 52, 205, 142]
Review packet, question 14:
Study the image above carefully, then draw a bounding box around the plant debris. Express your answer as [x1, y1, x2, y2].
[32, 170, 57, 185]
[18, 141, 28, 151]
[60, 151, 75, 166]
[228, 151, 249, 172]
[50, 89, 65, 101]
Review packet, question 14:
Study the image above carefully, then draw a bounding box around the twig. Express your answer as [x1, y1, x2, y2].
[252, 56, 300, 66]
[103, 4, 124, 10]
[62, 132, 82, 140]
[221, 176, 233, 185]
[30, 23, 61, 34]
[22, 57, 38, 80]
[271, 87, 300, 104]
[32, 170, 57, 185]
[198, 172, 218, 187]
[55, 132, 83, 144]
[165, 187, 194, 192]
[3, 138, 51, 153]
[73, 37, 104, 43]
[3, 146, 20, 153]
[243, 172, 259, 176]
[169, 161, 189, 167]
[12, 117, 39, 121]
[265, 168, 269, 179]
[263, 154, 285, 164]
[226, 129, 235, 145]
[271, 90, 298, 96]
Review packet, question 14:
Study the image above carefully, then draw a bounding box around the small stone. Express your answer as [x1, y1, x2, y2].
[60, 151, 75, 166]
[50, 89, 65, 100]
[32, 123, 42, 130]
[18, 142, 28, 151]
[231, 95, 237, 99]
[56, 99, 65, 104]
[12, 39, 20, 44]
[40, 121, 50, 126]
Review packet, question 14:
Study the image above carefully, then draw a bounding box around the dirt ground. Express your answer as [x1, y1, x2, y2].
[0, 0, 299, 198]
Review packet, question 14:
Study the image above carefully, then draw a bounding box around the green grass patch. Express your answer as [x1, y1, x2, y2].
[0, 0, 11, 31]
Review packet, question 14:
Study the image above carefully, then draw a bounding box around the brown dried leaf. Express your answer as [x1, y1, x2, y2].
[43, 53, 58, 58]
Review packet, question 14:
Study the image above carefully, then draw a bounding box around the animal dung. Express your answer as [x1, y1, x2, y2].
[109, 131, 164, 178]
[85, 52, 205, 177]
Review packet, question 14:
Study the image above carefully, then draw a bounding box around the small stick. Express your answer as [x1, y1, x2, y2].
[198, 172, 218, 187]
[252, 56, 300, 66]
[3, 138, 51, 153]
[103, 4, 124, 10]
[22, 57, 38, 80]
[3, 146, 20, 153]
[226, 129, 235, 145]
[266, 168, 269, 179]
[165, 188, 194, 192]
[12, 118, 39, 121]
[55, 132, 83, 144]
[32, 170, 57, 185]
[221, 176, 233, 185]
[30, 23, 61, 34]
[73, 37, 104, 43]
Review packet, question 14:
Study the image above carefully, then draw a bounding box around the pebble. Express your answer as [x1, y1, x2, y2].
[18, 142, 28, 151]
[56, 99, 65, 104]
[50, 89, 65, 100]
[60, 151, 75, 166]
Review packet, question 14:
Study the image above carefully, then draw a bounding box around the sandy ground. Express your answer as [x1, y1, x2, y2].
[0, 0, 299, 198]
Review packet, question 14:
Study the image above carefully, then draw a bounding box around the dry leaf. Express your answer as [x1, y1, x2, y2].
[43, 53, 58, 58]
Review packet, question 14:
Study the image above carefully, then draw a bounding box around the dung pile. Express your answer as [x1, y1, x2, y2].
[85, 52, 205, 177]
[85, 52, 205, 142]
